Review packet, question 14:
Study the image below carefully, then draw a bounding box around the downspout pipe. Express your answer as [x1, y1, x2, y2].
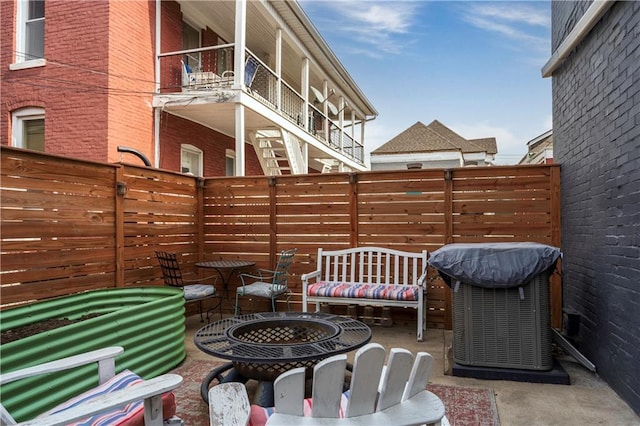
[117, 146, 152, 167]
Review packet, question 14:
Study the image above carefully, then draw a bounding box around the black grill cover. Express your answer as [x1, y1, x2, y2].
[429, 242, 561, 288]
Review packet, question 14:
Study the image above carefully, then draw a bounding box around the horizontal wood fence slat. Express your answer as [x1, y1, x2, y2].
[1, 147, 561, 329]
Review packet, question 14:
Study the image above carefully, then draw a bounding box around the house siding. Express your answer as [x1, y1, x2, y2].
[551, 0, 640, 414]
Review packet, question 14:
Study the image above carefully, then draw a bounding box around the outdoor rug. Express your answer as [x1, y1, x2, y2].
[170, 358, 500, 425]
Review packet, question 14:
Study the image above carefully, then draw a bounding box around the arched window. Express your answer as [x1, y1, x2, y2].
[12, 107, 45, 151]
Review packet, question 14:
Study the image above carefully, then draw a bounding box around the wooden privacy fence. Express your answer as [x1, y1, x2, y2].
[0, 146, 561, 329]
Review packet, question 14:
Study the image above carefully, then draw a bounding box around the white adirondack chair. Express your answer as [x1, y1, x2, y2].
[0, 346, 183, 426]
[209, 343, 446, 426]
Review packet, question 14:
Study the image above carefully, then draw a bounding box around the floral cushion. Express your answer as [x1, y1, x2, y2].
[307, 282, 419, 301]
[38, 369, 176, 426]
[183, 284, 215, 300]
[249, 391, 350, 426]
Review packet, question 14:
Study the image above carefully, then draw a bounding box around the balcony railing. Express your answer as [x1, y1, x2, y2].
[158, 45, 365, 165]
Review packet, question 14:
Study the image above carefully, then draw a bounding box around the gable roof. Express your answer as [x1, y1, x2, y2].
[371, 120, 497, 155]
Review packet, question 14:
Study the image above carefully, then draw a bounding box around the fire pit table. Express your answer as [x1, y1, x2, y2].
[194, 311, 371, 405]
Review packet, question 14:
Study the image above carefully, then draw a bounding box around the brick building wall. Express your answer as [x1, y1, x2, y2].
[2, 0, 265, 176]
[159, 112, 263, 176]
[551, 1, 640, 414]
[106, 1, 156, 164]
[1, 1, 110, 160]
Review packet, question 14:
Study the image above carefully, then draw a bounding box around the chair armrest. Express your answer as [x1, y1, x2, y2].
[16, 374, 183, 426]
[0, 346, 124, 386]
[239, 269, 275, 284]
[209, 382, 250, 426]
[182, 274, 218, 286]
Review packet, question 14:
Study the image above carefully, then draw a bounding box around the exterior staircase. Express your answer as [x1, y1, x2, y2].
[250, 129, 307, 175]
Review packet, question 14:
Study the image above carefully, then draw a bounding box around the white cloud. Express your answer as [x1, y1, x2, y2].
[461, 3, 550, 53]
[315, 1, 420, 55]
[340, 3, 414, 34]
[468, 4, 550, 28]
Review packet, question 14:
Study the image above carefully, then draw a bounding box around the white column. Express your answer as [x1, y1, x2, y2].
[234, 0, 246, 175]
[234, 0, 246, 89]
[236, 104, 245, 176]
[301, 58, 309, 132]
[276, 28, 282, 111]
[350, 110, 356, 141]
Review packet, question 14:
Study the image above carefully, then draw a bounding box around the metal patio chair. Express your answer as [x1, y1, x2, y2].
[234, 248, 297, 315]
[155, 251, 221, 322]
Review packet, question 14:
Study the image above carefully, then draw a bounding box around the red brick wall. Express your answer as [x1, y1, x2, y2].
[1, 1, 110, 159]
[2, 0, 264, 176]
[159, 112, 263, 177]
[107, 0, 156, 164]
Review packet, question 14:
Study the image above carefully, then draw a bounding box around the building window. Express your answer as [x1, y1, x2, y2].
[16, 0, 45, 64]
[181, 144, 202, 176]
[225, 149, 235, 176]
[183, 21, 200, 70]
[12, 107, 45, 151]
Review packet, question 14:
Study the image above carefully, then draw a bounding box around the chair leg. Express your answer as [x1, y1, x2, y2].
[199, 300, 206, 322]
[234, 293, 240, 316]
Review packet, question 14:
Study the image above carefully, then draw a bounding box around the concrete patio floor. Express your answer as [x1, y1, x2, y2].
[183, 313, 639, 425]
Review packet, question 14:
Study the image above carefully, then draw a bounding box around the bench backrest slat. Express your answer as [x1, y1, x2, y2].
[316, 247, 427, 286]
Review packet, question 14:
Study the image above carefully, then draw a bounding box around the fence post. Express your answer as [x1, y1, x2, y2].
[443, 169, 453, 329]
[115, 166, 125, 288]
[269, 176, 278, 266]
[196, 177, 205, 262]
[349, 173, 358, 247]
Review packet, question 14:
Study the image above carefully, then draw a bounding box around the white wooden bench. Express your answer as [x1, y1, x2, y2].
[301, 247, 429, 341]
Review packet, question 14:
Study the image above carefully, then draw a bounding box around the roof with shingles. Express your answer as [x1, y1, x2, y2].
[371, 120, 497, 155]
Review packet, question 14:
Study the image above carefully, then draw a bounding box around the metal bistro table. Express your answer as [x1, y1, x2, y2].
[196, 259, 255, 304]
[194, 311, 372, 406]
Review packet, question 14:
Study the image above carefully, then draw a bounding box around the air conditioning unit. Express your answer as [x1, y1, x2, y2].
[452, 272, 553, 370]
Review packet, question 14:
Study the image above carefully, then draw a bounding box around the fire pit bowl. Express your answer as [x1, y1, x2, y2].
[195, 312, 371, 381]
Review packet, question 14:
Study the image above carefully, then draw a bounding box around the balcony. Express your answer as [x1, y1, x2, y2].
[155, 47, 365, 172]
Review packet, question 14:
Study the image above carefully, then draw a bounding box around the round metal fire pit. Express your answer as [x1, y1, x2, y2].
[195, 312, 371, 381]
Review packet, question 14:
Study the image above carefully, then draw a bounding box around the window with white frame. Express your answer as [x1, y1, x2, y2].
[181, 144, 202, 176]
[15, 0, 45, 64]
[12, 107, 45, 151]
[225, 149, 235, 176]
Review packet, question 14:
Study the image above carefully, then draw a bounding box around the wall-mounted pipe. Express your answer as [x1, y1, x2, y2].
[117, 146, 152, 167]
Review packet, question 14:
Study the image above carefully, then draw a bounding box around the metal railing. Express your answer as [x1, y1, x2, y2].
[158, 45, 365, 165]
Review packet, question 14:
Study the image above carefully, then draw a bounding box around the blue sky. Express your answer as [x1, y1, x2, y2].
[300, 0, 553, 165]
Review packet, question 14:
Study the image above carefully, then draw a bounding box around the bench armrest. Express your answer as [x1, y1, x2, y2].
[417, 267, 429, 288]
[301, 270, 321, 285]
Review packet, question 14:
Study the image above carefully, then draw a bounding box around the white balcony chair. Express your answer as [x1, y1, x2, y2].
[0, 346, 183, 426]
[209, 343, 446, 426]
[181, 60, 216, 90]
